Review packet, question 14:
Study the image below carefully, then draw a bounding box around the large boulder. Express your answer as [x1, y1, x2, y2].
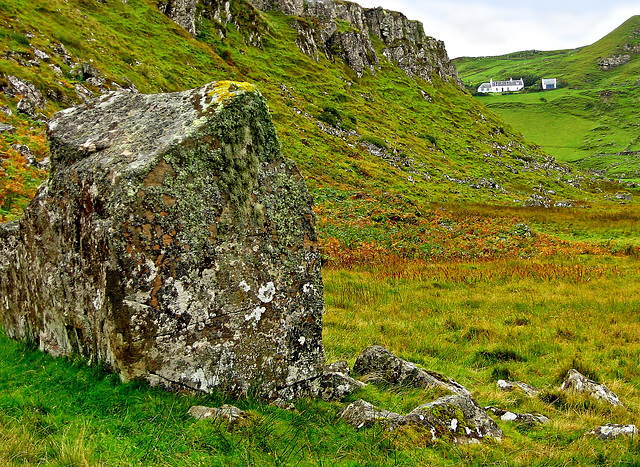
[0, 81, 325, 399]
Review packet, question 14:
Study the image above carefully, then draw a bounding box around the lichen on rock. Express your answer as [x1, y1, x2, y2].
[0, 80, 325, 400]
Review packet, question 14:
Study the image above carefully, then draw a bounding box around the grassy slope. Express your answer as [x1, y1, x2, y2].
[1, 0, 638, 254]
[455, 16, 640, 180]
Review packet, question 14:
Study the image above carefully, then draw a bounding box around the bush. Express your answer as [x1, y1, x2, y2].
[318, 106, 341, 127]
[360, 135, 388, 150]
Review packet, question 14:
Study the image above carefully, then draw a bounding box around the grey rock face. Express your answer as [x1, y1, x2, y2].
[559, 369, 622, 406]
[0, 81, 325, 400]
[586, 424, 638, 440]
[353, 345, 471, 396]
[158, 0, 198, 36]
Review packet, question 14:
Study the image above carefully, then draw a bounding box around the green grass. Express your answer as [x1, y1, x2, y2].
[2, 256, 640, 465]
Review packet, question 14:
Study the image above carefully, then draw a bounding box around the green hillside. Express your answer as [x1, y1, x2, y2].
[1, 0, 638, 261]
[455, 16, 640, 181]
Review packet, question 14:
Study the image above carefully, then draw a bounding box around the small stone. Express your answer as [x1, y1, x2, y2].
[1, 106, 12, 116]
[11, 144, 36, 166]
[586, 424, 638, 440]
[33, 48, 50, 61]
[270, 398, 296, 411]
[496, 379, 540, 396]
[318, 371, 366, 402]
[340, 399, 401, 429]
[559, 369, 622, 406]
[188, 404, 246, 424]
[0, 123, 15, 133]
[485, 406, 549, 426]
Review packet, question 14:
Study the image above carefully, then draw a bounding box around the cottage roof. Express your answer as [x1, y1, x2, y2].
[491, 78, 524, 86]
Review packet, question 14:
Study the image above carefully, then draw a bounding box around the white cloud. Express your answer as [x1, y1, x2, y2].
[351, 0, 639, 58]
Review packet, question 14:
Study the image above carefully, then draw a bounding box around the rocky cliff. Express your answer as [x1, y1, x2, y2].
[158, 0, 463, 86]
[0, 81, 325, 399]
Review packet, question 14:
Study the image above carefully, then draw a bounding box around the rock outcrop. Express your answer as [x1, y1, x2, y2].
[253, 0, 462, 85]
[559, 369, 623, 406]
[0, 81, 325, 399]
[158, 0, 462, 86]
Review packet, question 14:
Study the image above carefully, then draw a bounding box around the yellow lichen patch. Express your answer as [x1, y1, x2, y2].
[208, 81, 256, 103]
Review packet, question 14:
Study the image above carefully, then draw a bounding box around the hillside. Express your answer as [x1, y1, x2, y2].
[1, 0, 638, 263]
[455, 16, 640, 181]
[2, 2, 640, 466]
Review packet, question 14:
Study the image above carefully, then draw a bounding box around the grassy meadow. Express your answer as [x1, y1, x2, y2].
[2, 248, 640, 466]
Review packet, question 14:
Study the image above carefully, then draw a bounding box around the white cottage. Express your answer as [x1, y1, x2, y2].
[477, 78, 525, 93]
[541, 78, 557, 90]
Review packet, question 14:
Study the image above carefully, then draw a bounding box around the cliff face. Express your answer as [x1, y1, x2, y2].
[158, 0, 463, 86]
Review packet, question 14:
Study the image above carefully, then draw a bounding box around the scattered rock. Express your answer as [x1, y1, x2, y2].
[188, 405, 246, 424]
[341, 395, 503, 444]
[340, 399, 402, 429]
[0, 81, 325, 400]
[3, 76, 46, 109]
[0, 123, 15, 133]
[406, 395, 503, 444]
[615, 192, 632, 201]
[353, 345, 471, 396]
[586, 424, 638, 440]
[599, 54, 631, 71]
[559, 369, 623, 406]
[554, 201, 575, 208]
[270, 398, 296, 411]
[1, 105, 12, 116]
[511, 224, 532, 238]
[10, 144, 36, 166]
[33, 47, 50, 61]
[485, 406, 549, 426]
[49, 64, 64, 76]
[74, 83, 94, 102]
[16, 98, 38, 118]
[318, 371, 366, 402]
[497, 379, 540, 397]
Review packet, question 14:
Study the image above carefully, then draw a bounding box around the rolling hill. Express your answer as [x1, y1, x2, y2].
[455, 16, 640, 182]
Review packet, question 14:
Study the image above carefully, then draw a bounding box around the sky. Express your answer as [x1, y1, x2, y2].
[353, 0, 639, 59]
